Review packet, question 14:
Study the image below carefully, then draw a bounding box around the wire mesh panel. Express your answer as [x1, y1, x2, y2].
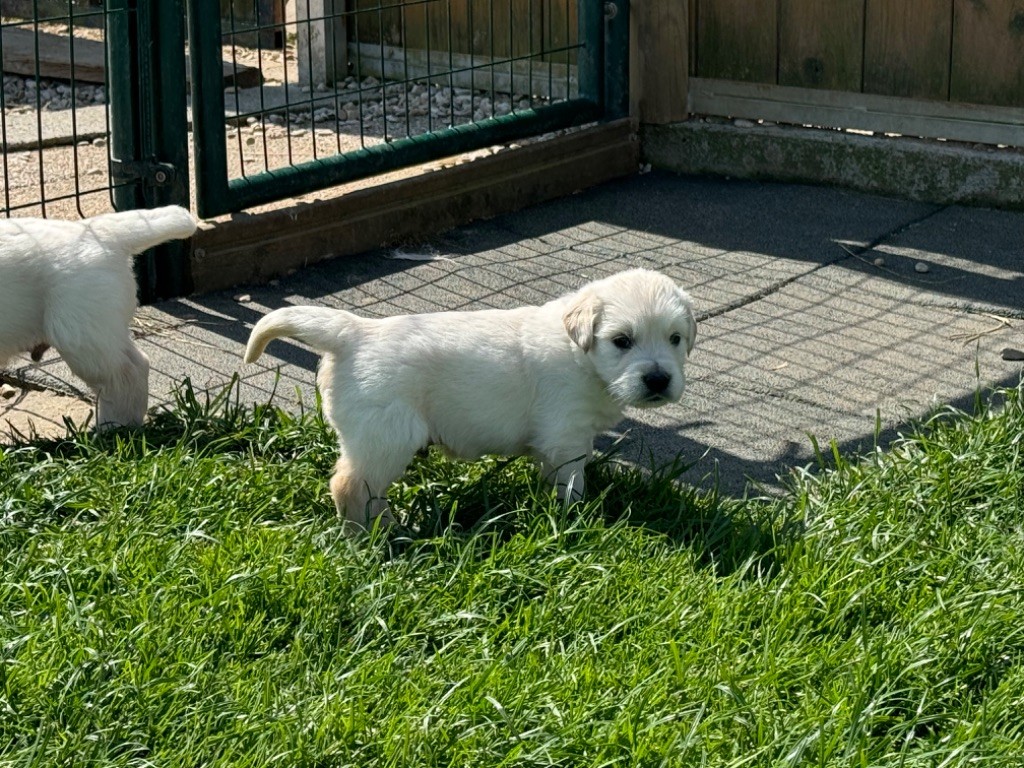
[0, 2, 129, 218]
[190, 0, 617, 218]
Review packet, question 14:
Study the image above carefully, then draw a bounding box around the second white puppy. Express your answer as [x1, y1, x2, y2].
[0, 206, 197, 429]
[244, 268, 696, 529]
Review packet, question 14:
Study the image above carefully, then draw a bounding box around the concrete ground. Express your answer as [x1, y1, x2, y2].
[4, 170, 1023, 496]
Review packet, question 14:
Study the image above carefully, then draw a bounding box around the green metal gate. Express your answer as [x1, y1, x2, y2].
[187, 0, 628, 219]
[2, 0, 627, 297]
[107, 0, 191, 299]
[0, 0, 191, 300]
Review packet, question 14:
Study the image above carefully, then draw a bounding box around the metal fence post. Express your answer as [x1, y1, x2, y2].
[107, 0, 192, 301]
[578, 0, 605, 106]
[187, 0, 231, 220]
[106, 0, 141, 215]
[143, 0, 192, 299]
[604, 0, 630, 120]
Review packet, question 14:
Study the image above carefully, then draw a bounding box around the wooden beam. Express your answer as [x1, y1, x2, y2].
[631, 0, 689, 124]
[688, 77, 1024, 147]
[1, 27, 261, 87]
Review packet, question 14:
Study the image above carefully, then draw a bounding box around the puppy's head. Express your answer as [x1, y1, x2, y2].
[563, 269, 696, 408]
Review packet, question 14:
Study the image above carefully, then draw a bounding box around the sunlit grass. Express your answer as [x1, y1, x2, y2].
[1, 379, 1022, 767]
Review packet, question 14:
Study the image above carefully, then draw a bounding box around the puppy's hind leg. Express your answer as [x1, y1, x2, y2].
[61, 335, 150, 430]
[330, 405, 429, 533]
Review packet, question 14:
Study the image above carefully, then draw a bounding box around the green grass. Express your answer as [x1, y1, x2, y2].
[1, 380, 1022, 767]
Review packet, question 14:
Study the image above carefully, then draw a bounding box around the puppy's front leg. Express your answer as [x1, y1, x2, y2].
[540, 450, 590, 502]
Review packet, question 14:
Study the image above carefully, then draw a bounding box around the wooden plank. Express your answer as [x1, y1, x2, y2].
[515, 0, 544, 60]
[951, 0, 1024, 107]
[1, 27, 261, 87]
[191, 118, 640, 292]
[544, 0, 577, 65]
[631, 0, 689, 123]
[688, 77, 1024, 147]
[1, 26, 105, 82]
[348, 41, 576, 98]
[401, 0, 430, 50]
[689, 0, 697, 76]
[426, 0, 453, 63]
[446, 0, 472, 59]
[778, 0, 863, 91]
[696, 0, 777, 83]
[864, 0, 951, 99]
[489, 0, 513, 59]
[351, 0, 403, 45]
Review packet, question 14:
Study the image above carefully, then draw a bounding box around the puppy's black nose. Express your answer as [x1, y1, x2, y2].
[643, 370, 671, 394]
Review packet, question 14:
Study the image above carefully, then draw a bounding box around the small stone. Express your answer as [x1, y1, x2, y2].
[914, 262, 930, 273]
[873, 257, 885, 267]
[1, 384, 17, 400]
[234, 294, 252, 303]
[1001, 347, 1024, 362]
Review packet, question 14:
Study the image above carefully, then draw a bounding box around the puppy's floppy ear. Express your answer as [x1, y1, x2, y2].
[678, 288, 697, 355]
[563, 290, 601, 352]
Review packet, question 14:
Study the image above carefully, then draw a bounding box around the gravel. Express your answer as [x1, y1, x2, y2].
[3, 74, 106, 109]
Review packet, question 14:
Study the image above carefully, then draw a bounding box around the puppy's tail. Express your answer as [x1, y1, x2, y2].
[244, 306, 352, 363]
[85, 206, 198, 255]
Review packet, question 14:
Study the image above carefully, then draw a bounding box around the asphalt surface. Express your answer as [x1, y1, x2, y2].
[9, 170, 1024, 495]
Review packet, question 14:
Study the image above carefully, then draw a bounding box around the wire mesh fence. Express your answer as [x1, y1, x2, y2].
[218, 0, 581, 183]
[1, 3, 126, 218]
[189, 0, 601, 216]
[2, 0, 603, 220]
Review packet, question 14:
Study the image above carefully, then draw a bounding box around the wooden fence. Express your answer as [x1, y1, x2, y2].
[691, 0, 1024, 106]
[297, 0, 579, 98]
[661, 0, 1024, 146]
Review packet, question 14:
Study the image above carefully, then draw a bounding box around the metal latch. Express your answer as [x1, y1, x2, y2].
[110, 159, 176, 187]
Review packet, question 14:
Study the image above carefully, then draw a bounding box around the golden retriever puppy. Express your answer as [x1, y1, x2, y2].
[245, 268, 696, 530]
[0, 206, 197, 429]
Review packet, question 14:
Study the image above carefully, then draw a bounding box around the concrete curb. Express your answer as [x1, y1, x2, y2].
[642, 121, 1024, 210]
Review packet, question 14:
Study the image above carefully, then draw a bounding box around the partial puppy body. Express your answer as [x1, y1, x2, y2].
[245, 268, 697, 531]
[0, 206, 197, 429]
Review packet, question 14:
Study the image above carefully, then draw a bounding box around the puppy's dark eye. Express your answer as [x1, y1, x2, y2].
[670, 333, 682, 347]
[612, 335, 633, 350]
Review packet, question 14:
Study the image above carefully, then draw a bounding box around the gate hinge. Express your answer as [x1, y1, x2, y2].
[111, 159, 176, 187]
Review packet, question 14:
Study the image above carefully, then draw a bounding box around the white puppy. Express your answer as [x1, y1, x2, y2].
[244, 268, 696, 529]
[0, 206, 197, 429]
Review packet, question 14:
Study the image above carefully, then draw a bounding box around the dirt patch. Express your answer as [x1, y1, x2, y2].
[0, 381, 92, 442]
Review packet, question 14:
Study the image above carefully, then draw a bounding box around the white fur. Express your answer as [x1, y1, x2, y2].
[0, 206, 197, 429]
[244, 268, 697, 530]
